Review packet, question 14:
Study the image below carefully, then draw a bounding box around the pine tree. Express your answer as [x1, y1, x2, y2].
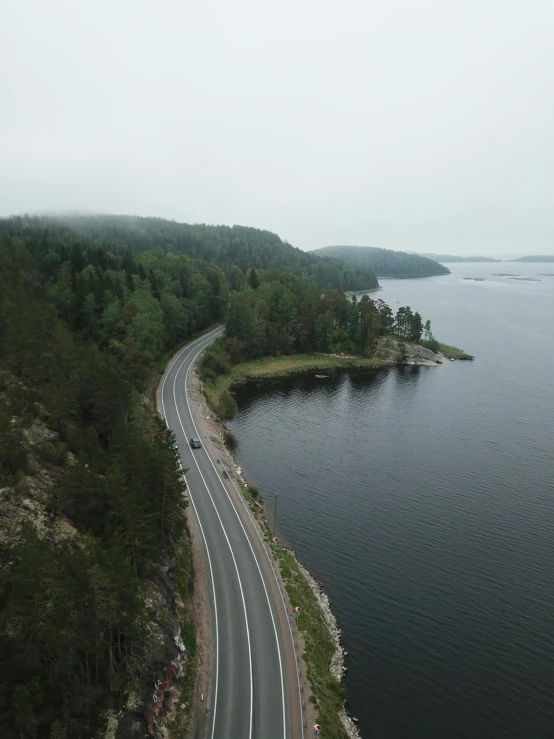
[247, 267, 260, 289]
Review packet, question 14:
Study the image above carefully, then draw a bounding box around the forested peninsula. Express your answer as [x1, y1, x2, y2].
[312, 244, 450, 277]
[0, 214, 469, 738]
[199, 269, 472, 419]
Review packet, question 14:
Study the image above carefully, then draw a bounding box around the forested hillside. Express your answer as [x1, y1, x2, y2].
[0, 219, 228, 737]
[312, 245, 450, 277]
[19, 214, 379, 291]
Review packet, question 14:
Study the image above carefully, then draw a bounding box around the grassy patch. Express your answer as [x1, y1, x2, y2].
[232, 354, 384, 378]
[202, 353, 386, 417]
[438, 343, 474, 360]
[237, 480, 271, 535]
[275, 548, 348, 738]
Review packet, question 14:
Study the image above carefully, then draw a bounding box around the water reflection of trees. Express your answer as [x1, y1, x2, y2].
[394, 365, 422, 381]
[233, 367, 396, 415]
[231, 365, 428, 421]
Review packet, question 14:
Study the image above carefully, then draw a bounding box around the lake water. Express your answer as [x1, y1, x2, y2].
[227, 262, 554, 738]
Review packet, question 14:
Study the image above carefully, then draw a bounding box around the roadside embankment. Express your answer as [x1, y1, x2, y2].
[192, 367, 361, 738]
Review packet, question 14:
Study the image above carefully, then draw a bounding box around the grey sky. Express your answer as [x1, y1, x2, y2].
[1, 0, 553, 256]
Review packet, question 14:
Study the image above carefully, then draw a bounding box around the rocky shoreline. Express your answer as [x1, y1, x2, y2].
[296, 561, 362, 738]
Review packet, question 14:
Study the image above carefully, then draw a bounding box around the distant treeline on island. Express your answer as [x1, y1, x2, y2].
[417, 253, 502, 263]
[510, 255, 554, 262]
[418, 253, 554, 263]
[311, 245, 450, 277]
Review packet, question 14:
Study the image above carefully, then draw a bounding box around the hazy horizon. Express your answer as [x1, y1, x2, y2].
[1, 0, 553, 257]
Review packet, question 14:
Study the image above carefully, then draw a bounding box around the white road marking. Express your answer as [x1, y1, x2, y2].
[171, 331, 254, 739]
[181, 341, 288, 739]
[160, 328, 223, 739]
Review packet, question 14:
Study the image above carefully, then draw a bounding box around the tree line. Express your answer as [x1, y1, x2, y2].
[4, 214, 379, 292]
[0, 219, 229, 736]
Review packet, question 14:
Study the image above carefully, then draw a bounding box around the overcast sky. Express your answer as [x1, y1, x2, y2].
[1, 0, 553, 256]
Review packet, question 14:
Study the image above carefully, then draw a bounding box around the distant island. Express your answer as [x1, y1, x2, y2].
[312, 245, 450, 277]
[417, 253, 502, 263]
[510, 255, 554, 263]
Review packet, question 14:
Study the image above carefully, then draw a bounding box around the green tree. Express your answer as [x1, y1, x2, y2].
[217, 389, 238, 420]
[13, 678, 41, 738]
[247, 267, 260, 290]
[358, 295, 378, 355]
[47, 263, 75, 327]
[376, 299, 394, 333]
[226, 288, 260, 358]
[410, 311, 424, 342]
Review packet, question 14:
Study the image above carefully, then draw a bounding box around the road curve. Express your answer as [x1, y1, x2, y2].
[161, 329, 296, 739]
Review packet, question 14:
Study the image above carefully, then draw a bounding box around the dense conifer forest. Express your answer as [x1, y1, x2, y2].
[0, 217, 229, 737]
[29, 215, 379, 291]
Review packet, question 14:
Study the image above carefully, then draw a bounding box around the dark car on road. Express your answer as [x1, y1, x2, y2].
[189, 438, 202, 449]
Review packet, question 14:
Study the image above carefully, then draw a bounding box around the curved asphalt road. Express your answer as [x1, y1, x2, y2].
[161, 328, 294, 739]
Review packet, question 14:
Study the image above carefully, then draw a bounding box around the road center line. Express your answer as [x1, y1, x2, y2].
[172, 332, 254, 739]
[160, 329, 223, 739]
[183, 340, 288, 739]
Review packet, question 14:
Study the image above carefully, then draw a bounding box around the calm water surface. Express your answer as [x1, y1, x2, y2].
[228, 263, 554, 738]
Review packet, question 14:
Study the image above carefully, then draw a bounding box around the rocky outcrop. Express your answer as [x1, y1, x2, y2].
[0, 419, 74, 568]
[373, 337, 444, 365]
[113, 556, 189, 739]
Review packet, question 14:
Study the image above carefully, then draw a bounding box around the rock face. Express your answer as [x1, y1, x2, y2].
[0, 419, 72, 567]
[373, 337, 444, 365]
[115, 556, 189, 739]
